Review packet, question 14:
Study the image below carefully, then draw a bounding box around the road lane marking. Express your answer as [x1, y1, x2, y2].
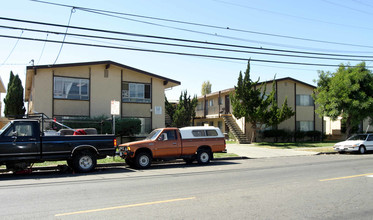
[55, 197, 196, 217]
[320, 173, 373, 182]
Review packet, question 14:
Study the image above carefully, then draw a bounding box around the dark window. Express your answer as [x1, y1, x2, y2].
[206, 130, 218, 136]
[192, 130, 205, 137]
[165, 130, 177, 140]
[296, 94, 314, 106]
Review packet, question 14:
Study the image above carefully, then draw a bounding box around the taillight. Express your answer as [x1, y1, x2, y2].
[114, 139, 117, 146]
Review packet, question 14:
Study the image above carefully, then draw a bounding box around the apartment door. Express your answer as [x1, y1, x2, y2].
[225, 95, 230, 114]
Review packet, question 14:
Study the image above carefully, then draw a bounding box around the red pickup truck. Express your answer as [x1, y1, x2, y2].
[118, 126, 226, 169]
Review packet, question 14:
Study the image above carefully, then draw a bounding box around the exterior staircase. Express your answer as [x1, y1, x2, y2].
[222, 115, 250, 144]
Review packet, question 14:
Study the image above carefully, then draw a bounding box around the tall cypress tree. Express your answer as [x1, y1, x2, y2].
[4, 71, 26, 117]
[230, 61, 294, 142]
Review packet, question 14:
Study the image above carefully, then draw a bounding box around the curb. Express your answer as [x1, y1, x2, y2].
[214, 156, 250, 160]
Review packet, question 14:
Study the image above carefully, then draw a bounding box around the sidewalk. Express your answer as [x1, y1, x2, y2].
[226, 144, 321, 159]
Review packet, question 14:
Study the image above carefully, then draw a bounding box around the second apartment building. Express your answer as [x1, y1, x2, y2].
[194, 77, 323, 142]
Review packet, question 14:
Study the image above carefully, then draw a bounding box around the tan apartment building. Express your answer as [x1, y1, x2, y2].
[25, 61, 180, 135]
[194, 77, 323, 142]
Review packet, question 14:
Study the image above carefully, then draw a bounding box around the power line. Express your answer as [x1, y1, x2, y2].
[1, 30, 23, 66]
[36, 33, 49, 65]
[1, 16, 373, 59]
[214, 0, 373, 31]
[30, 0, 373, 50]
[1, 34, 373, 68]
[2, 24, 372, 62]
[322, 0, 373, 15]
[53, 7, 75, 65]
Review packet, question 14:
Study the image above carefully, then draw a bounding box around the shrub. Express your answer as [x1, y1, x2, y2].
[60, 115, 141, 136]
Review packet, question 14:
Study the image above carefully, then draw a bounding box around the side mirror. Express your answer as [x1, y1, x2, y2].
[12, 131, 18, 137]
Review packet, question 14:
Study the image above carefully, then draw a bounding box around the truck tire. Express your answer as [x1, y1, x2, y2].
[72, 151, 97, 173]
[135, 152, 152, 169]
[197, 149, 211, 165]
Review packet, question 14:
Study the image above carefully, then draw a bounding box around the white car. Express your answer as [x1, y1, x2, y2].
[334, 134, 373, 154]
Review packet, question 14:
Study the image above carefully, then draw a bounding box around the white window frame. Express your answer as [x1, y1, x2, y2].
[122, 82, 151, 103]
[54, 76, 89, 100]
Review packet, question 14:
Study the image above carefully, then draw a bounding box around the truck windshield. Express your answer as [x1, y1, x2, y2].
[0, 122, 12, 135]
[347, 134, 367, 141]
[145, 129, 162, 140]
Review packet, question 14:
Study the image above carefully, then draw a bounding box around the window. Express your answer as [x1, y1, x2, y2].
[197, 101, 203, 110]
[296, 94, 314, 106]
[192, 130, 205, 137]
[122, 82, 151, 103]
[5, 122, 34, 137]
[296, 121, 314, 131]
[163, 130, 177, 140]
[218, 121, 223, 130]
[54, 77, 89, 100]
[367, 135, 373, 141]
[209, 99, 214, 106]
[206, 130, 218, 136]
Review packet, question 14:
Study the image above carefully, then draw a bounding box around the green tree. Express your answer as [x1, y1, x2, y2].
[4, 71, 26, 117]
[201, 80, 212, 96]
[313, 62, 373, 137]
[165, 91, 198, 128]
[230, 61, 294, 142]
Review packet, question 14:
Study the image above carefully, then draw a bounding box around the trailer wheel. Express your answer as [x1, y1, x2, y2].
[72, 151, 97, 173]
[197, 149, 211, 165]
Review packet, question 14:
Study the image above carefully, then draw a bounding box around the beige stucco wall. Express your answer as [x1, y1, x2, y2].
[123, 68, 151, 83]
[30, 69, 53, 117]
[151, 77, 166, 129]
[122, 103, 151, 117]
[54, 100, 89, 116]
[90, 65, 122, 117]
[277, 80, 296, 131]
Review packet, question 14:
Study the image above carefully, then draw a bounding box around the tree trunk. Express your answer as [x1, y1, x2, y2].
[251, 124, 257, 143]
[345, 116, 352, 139]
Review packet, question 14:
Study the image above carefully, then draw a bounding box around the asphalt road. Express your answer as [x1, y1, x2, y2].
[1, 154, 373, 220]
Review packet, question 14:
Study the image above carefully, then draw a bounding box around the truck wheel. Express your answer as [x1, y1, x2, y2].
[135, 152, 152, 169]
[72, 151, 97, 173]
[197, 149, 211, 165]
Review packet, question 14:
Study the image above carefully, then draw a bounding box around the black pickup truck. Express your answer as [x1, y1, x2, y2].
[0, 116, 116, 173]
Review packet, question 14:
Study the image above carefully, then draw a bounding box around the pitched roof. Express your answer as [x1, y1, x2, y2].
[197, 77, 316, 99]
[25, 60, 181, 100]
[26, 60, 181, 85]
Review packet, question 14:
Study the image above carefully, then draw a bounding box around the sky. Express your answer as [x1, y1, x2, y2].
[0, 0, 372, 104]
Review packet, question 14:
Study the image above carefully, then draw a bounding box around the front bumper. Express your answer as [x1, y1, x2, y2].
[118, 148, 134, 158]
[334, 146, 359, 152]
